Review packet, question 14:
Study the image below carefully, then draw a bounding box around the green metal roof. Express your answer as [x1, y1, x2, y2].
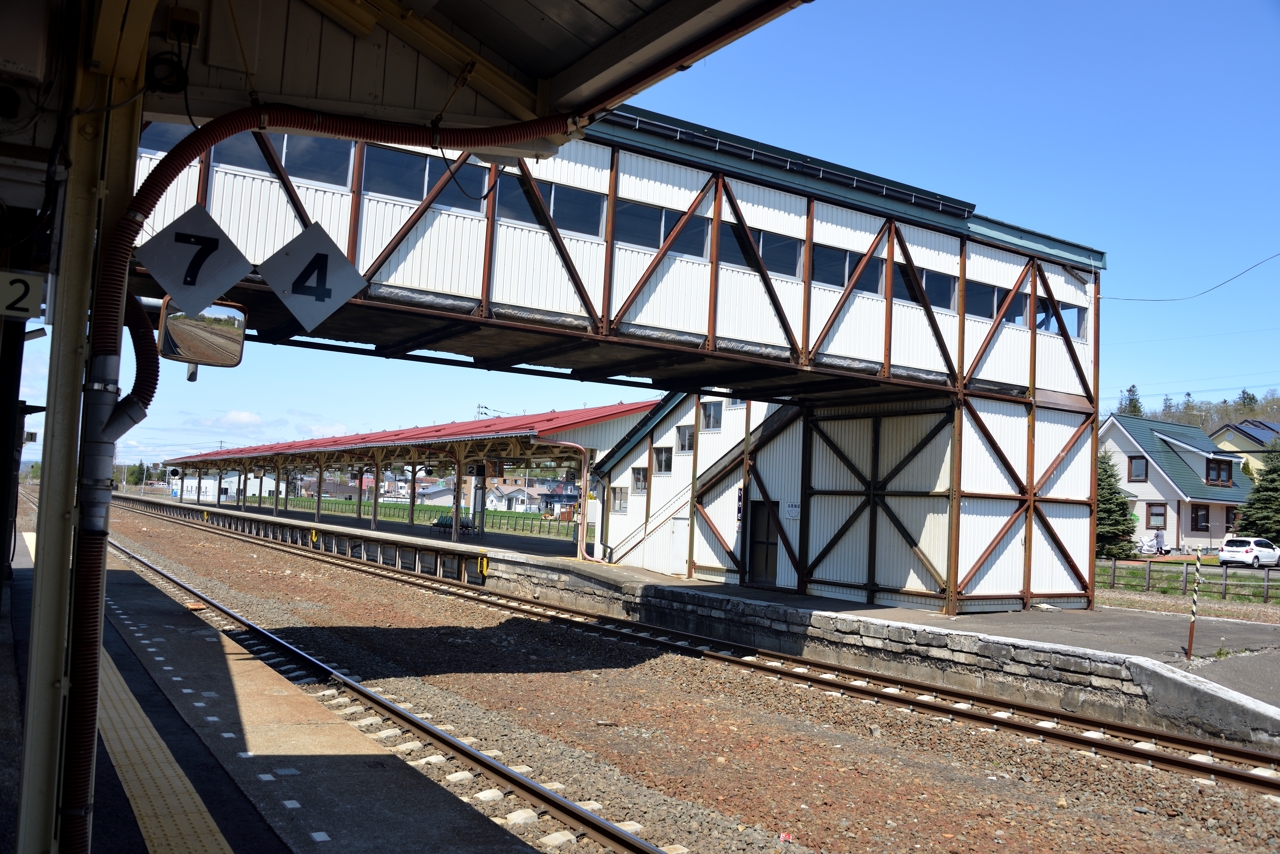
[1109, 414, 1253, 503]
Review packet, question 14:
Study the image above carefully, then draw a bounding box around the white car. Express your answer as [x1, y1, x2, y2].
[1218, 537, 1280, 568]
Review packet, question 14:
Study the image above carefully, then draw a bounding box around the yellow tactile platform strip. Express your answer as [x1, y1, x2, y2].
[98, 649, 236, 854]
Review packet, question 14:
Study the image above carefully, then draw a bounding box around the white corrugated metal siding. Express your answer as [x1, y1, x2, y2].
[724, 178, 806, 239]
[811, 292, 885, 364]
[749, 419, 802, 589]
[135, 154, 200, 244]
[881, 413, 952, 492]
[967, 243, 1028, 288]
[613, 249, 710, 335]
[969, 319, 1031, 388]
[812, 202, 883, 254]
[715, 265, 788, 347]
[1033, 409, 1089, 494]
[207, 166, 302, 263]
[1034, 332, 1089, 396]
[890, 302, 956, 375]
[810, 417, 872, 489]
[524, 140, 611, 194]
[1032, 504, 1090, 592]
[356, 195, 415, 273]
[618, 151, 713, 214]
[492, 223, 587, 317]
[877, 496, 949, 591]
[297, 183, 351, 254]
[694, 473, 743, 569]
[961, 399, 1027, 494]
[898, 223, 960, 277]
[809, 496, 868, 586]
[374, 210, 485, 298]
[959, 497, 1025, 595]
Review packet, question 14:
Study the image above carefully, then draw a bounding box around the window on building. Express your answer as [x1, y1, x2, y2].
[364, 145, 428, 200]
[900, 268, 955, 311]
[653, 447, 673, 474]
[631, 467, 648, 494]
[282, 135, 354, 186]
[550, 184, 605, 237]
[718, 222, 761, 269]
[496, 174, 547, 224]
[1207, 459, 1233, 486]
[614, 200, 663, 248]
[810, 244, 847, 288]
[728, 397, 747, 408]
[610, 487, 628, 513]
[759, 232, 801, 279]
[965, 280, 996, 319]
[1190, 504, 1210, 532]
[1226, 505, 1237, 532]
[995, 288, 1028, 326]
[427, 156, 487, 213]
[138, 121, 193, 154]
[1128, 456, 1148, 482]
[852, 254, 883, 294]
[700, 400, 723, 430]
[1147, 503, 1167, 530]
[211, 131, 282, 172]
[677, 425, 695, 452]
[1035, 297, 1055, 332]
[663, 210, 708, 257]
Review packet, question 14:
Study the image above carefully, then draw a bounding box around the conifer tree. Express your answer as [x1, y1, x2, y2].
[1238, 441, 1280, 543]
[1096, 450, 1136, 558]
[1117, 385, 1144, 416]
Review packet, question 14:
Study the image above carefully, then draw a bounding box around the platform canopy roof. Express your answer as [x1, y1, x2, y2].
[164, 400, 657, 470]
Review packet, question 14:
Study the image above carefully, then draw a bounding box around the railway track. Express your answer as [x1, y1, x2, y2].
[100, 494, 1280, 796]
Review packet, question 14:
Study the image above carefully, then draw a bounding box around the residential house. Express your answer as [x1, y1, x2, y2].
[1100, 414, 1253, 552]
[1210, 420, 1280, 474]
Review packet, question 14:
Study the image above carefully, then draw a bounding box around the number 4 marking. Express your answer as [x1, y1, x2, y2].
[174, 232, 220, 286]
[291, 253, 333, 302]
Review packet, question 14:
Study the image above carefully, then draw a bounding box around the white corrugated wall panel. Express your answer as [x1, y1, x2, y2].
[969, 320, 1030, 388]
[1040, 262, 1089, 307]
[357, 196, 416, 273]
[898, 223, 960, 277]
[811, 417, 872, 490]
[878, 497, 949, 591]
[750, 419, 802, 588]
[961, 400, 1026, 495]
[816, 397, 951, 420]
[812, 292, 885, 364]
[724, 178, 807, 240]
[135, 154, 200, 244]
[1032, 504, 1090, 592]
[715, 265, 788, 347]
[882, 414, 951, 492]
[298, 184, 351, 254]
[809, 496, 868, 585]
[642, 513, 690, 576]
[959, 497, 1025, 595]
[547, 413, 646, 458]
[967, 243, 1028, 288]
[1073, 339, 1093, 395]
[492, 223, 588, 317]
[1033, 408, 1087, 485]
[376, 210, 485, 298]
[618, 151, 712, 213]
[614, 249, 710, 335]
[1035, 332, 1086, 395]
[812, 202, 883, 254]
[524, 140, 611, 194]
[603, 441, 652, 555]
[207, 167, 301, 263]
[694, 473, 743, 569]
[889, 302, 954, 375]
[564, 236, 605, 317]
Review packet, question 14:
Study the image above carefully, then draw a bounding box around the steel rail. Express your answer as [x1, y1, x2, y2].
[101, 532, 666, 854]
[107, 496, 1280, 793]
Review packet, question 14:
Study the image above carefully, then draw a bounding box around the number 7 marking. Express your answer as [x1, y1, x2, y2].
[175, 232, 220, 285]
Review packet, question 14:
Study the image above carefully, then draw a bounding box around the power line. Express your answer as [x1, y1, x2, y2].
[1105, 251, 1280, 302]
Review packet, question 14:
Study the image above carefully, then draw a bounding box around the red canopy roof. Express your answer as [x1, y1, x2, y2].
[165, 400, 656, 465]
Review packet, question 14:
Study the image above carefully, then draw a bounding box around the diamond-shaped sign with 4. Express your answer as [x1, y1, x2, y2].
[256, 224, 366, 333]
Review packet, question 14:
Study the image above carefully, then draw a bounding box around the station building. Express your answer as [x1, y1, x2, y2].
[133, 106, 1104, 613]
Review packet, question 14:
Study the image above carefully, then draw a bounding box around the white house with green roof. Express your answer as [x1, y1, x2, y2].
[1101, 414, 1253, 553]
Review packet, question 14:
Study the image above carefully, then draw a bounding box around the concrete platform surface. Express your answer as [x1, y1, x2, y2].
[103, 563, 533, 853]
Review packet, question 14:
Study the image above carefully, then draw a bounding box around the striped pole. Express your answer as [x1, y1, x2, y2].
[1187, 547, 1202, 660]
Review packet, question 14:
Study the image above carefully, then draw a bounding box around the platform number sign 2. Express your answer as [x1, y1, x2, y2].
[258, 224, 367, 332]
[134, 206, 252, 315]
[0, 272, 44, 319]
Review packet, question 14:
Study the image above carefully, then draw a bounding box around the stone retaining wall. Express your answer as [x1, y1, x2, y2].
[486, 553, 1280, 750]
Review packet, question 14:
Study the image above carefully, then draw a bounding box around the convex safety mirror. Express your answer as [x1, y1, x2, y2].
[157, 297, 248, 368]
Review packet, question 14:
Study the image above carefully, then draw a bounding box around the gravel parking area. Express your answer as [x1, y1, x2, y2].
[105, 508, 1280, 853]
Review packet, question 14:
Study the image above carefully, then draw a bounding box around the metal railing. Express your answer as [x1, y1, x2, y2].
[1097, 557, 1277, 603]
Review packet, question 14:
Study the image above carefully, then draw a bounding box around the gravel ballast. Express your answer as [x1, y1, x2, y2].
[105, 508, 1280, 853]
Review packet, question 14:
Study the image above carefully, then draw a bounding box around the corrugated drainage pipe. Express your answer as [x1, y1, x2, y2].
[59, 105, 576, 854]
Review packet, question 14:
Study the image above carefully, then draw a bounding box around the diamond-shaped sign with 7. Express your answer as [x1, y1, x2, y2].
[257, 224, 366, 333]
[134, 206, 252, 315]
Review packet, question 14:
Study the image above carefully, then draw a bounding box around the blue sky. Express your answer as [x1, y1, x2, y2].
[18, 0, 1280, 464]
